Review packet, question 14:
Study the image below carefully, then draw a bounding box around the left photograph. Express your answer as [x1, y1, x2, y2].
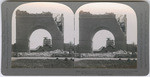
[11, 2, 75, 68]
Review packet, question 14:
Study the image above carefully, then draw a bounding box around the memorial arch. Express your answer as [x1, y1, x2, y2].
[11, 2, 74, 52]
[15, 10, 63, 52]
[78, 11, 126, 53]
[75, 3, 137, 53]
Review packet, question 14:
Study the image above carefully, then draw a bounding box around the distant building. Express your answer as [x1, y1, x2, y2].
[106, 38, 114, 47]
[43, 37, 52, 47]
[94, 38, 116, 53]
[33, 37, 52, 52]
[97, 46, 115, 53]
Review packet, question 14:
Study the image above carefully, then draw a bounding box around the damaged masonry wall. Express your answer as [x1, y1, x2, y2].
[15, 10, 64, 52]
[79, 11, 127, 35]
[16, 10, 64, 34]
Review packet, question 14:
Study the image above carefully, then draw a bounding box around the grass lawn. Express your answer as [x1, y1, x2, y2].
[74, 60, 137, 68]
[12, 59, 137, 68]
[11, 59, 74, 68]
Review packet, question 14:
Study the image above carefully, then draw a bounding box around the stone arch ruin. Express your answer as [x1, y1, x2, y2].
[15, 10, 64, 52]
[78, 11, 127, 53]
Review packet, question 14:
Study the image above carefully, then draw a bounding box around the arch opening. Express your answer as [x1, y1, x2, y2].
[92, 30, 115, 52]
[29, 29, 52, 52]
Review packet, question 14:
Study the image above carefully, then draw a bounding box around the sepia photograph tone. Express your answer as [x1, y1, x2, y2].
[11, 2, 137, 68]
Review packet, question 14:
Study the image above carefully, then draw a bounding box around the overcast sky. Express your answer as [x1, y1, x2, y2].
[12, 2, 137, 50]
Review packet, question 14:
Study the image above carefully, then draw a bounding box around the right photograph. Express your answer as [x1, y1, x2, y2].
[74, 3, 137, 68]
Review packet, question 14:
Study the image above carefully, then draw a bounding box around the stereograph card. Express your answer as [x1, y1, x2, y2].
[1, 0, 149, 76]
